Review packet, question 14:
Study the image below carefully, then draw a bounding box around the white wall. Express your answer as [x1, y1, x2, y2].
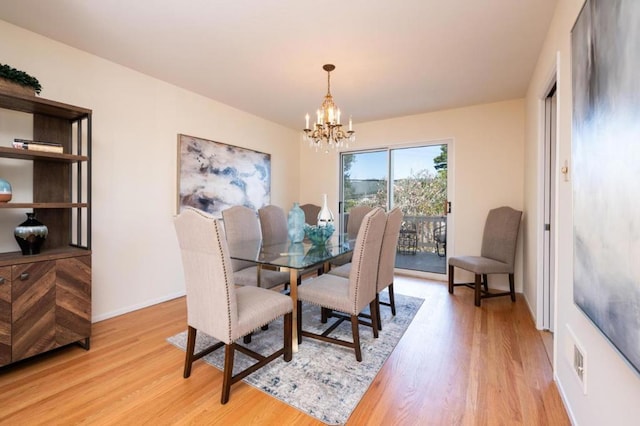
[0, 20, 301, 320]
[525, 1, 640, 424]
[299, 100, 525, 290]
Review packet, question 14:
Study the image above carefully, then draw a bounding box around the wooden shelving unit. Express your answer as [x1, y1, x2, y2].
[0, 88, 92, 367]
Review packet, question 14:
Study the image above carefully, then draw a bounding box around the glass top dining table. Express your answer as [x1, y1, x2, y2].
[226, 234, 354, 271]
[227, 234, 355, 351]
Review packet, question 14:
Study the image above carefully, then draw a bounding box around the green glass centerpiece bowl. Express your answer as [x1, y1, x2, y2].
[304, 223, 335, 246]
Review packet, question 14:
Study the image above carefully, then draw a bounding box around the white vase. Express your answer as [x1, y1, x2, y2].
[317, 194, 334, 227]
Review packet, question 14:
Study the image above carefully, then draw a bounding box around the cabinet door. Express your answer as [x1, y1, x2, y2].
[12, 261, 56, 362]
[56, 256, 91, 346]
[0, 266, 11, 366]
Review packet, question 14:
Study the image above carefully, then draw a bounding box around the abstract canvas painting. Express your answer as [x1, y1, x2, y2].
[177, 134, 270, 217]
[572, 0, 640, 374]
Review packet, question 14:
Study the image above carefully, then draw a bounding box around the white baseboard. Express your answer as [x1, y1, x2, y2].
[92, 291, 186, 323]
[555, 371, 577, 425]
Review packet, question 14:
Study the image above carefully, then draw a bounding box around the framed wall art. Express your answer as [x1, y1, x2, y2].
[177, 134, 271, 217]
[572, 0, 640, 374]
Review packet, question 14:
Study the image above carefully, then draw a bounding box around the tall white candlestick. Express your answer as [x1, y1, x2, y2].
[305, 113, 309, 129]
[349, 116, 353, 131]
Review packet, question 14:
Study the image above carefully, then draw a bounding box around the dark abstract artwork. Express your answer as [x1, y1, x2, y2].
[177, 134, 270, 217]
[572, 0, 640, 374]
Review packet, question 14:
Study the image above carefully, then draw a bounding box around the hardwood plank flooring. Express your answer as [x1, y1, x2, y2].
[0, 276, 570, 425]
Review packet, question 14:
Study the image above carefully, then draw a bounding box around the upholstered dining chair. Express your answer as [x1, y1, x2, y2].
[328, 207, 403, 330]
[258, 204, 321, 281]
[174, 207, 293, 404]
[346, 205, 374, 239]
[299, 203, 321, 226]
[448, 206, 523, 307]
[297, 207, 386, 361]
[221, 205, 290, 289]
[332, 204, 374, 267]
[257, 205, 288, 245]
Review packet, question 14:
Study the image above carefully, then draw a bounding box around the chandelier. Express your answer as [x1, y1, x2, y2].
[303, 64, 355, 153]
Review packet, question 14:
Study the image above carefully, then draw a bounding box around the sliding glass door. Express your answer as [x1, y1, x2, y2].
[340, 143, 448, 274]
[340, 150, 387, 231]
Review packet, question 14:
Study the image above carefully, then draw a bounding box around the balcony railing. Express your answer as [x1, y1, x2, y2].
[400, 215, 446, 254]
[343, 213, 446, 254]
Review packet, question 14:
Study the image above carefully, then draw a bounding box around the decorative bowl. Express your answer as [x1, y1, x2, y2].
[0, 178, 11, 203]
[304, 223, 335, 246]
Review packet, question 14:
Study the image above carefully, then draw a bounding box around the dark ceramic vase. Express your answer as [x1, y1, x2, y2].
[14, 213, 48, 255]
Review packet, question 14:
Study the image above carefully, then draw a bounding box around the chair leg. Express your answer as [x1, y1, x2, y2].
[351, 315, 362, 362]
[183, 326, 197, 378]
[509, 273, 516, 302]
[375, 293, 382, 331]
[448, 264, 455, 293]
[474, 274, 482, 307]
[388, 283, 396, 316]
[321, 307, 329, 323]
[221, 343, 235, 404]
[283, 312, 293, 362]
[297, 300, 303, 344]
[243, 333, 252, 344]
[369, 301, 379, 338]
[482, 274, 489, 292]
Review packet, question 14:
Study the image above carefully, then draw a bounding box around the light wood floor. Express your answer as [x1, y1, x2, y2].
[0, 276, 570, 425]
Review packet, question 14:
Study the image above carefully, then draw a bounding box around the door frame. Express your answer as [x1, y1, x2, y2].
[543, 83, 557, 332]
[536, 60, 559, 332]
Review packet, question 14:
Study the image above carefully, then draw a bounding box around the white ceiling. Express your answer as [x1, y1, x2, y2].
[0, 0, 557, 130]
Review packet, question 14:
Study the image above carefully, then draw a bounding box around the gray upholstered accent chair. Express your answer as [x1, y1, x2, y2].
[297, 207, 386, 361]
[448, 206, 523, 307]
[258, 204, 289, 245]
[174, 207, 293, 404]
[328, 207, 403, 330]
[221, 205, 290, 289]
[299, 203, 321, 225]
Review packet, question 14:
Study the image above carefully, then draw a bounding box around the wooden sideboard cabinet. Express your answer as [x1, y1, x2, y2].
[0, 266, 11, 366]
[0, 88, 92, 367]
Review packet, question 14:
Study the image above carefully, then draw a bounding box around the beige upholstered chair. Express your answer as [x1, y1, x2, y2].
[300, 203, 321, 226]
[297, 207, 386, 361]
[332, 204, 374, 267]
[257, 205, 288, 245]
[258, 204, 320, 281]
[221, 205, 290, 289]
[448, 206, 523, 306]
[346, 205, 374, 239]
[174, 207, 293, 404]
[328, 207, 403, 330]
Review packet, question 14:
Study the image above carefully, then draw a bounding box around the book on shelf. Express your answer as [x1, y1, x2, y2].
[12, 138, 64, 154]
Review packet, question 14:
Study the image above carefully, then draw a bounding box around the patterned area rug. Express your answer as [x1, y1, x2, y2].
[167, 292, 423, 425]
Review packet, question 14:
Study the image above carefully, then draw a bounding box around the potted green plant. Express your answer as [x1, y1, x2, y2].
[0, 63, 42, 95]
